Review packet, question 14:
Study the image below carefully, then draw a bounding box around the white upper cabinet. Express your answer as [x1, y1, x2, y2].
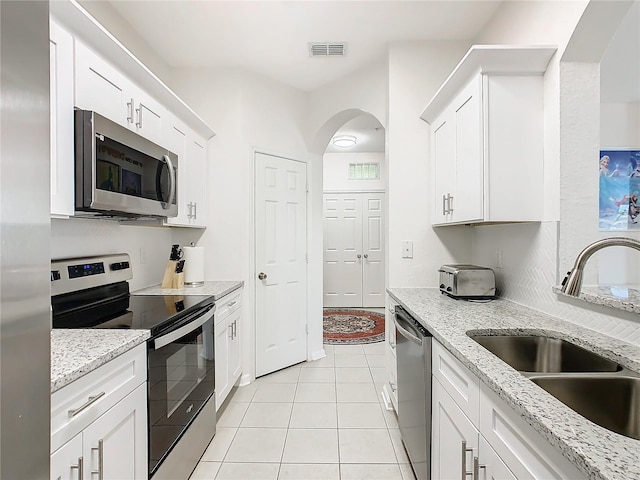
[422, 45, 557, 226]
[164, 117, 208, 228]
[74, 40, 166, 146]
[49, 20, 75, 217]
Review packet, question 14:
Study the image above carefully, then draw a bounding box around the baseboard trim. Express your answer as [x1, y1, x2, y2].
[309, 348, 326, 361]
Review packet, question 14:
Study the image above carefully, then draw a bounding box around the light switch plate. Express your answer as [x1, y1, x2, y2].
[402, 241, 413, 258]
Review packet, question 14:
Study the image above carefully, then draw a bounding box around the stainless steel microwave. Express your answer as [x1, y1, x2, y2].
[75, 109, 178, 218]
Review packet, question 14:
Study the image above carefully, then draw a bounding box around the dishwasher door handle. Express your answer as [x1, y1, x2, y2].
[394, 314, 422, 346]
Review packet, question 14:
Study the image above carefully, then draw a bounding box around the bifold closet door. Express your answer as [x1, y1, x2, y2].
[361, 193, 385, 307]
[323, 194, 364, 307]
[323, 193, 385, 308]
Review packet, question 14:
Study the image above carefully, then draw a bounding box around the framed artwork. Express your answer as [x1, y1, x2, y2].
[599, 149, 640, 230]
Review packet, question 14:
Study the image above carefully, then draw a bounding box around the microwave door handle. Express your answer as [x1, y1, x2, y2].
[153, 307, 215, 350]
[161, 154, 176, 210]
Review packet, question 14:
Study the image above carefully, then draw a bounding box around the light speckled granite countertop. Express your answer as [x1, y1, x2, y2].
[132, 280, 243, 299]
[554, 285, 640, 314]
[388, 288, 640, 480]
[51, 329, 149, 393]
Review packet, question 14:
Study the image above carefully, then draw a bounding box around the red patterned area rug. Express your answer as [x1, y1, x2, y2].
[323, 309, 385, 345]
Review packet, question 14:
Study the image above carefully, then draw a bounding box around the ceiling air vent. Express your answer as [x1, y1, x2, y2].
[309, 42, 347, 57]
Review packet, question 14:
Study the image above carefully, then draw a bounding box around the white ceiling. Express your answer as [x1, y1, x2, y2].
[103, 0, 503, 92]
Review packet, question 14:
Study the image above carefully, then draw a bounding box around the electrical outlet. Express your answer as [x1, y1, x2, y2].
[140, 247, 146, 264]
[495, 249, 503, 269]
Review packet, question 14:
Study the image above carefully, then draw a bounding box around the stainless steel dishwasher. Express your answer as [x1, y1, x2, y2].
[394, 305, 432, 480]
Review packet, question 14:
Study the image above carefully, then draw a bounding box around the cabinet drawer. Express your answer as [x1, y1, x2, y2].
[215, 289, 242, 323]
[432, 340, 480, 427]
[479, 384, 584, 480]
[51, 343, 147, 453]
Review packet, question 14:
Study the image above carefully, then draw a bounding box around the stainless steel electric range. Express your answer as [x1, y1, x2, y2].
[51, 253, 216, 480]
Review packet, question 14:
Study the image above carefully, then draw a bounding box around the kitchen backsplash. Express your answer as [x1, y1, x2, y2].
[472, 221, 640, 347]
[51, 218, 173, 291]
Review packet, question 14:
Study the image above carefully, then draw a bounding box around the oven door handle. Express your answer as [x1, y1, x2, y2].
[153, 306, 215, 350]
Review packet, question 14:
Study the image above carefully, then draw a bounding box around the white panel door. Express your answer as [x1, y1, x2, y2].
[323, 194, 363, 307]
[255, 153, 307, 377]
[323, 192, 385, 308]
[362, 193, 385, 307]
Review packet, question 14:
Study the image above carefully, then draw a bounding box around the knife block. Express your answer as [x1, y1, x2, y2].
[161, 261, 185, 289]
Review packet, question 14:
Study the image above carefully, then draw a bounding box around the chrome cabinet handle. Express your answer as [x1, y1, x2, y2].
[357, 254, 362, 259]
[462, 441, 473, 479]
[227, 301, 237, 307]
[229, 324, 233, 339]
[187, 202, 193, 219]
[192, 202, 197, 219]
[127, 98, 134, 123]
[258, 272, 267, 280]
[442, 194, 447, 215]
[91, 439, 104, 480]
[135, 105, 143, 128]
[70, 456, 83, 480]
[68, 392, 105, 417]
[473, 456, 486, 480]
[363, 253, 368, 259]
[233, 320, 237, 338]
[448, 194, 454, 213]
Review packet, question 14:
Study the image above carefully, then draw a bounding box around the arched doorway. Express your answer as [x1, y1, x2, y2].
[321, 113, 386, 308]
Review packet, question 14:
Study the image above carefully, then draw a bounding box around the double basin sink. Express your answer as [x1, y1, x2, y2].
[468, 333, 640, 441]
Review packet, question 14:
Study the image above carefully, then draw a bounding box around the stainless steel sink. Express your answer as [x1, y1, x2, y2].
[469, 334, 622, 373]
[530, 376, 640, 440]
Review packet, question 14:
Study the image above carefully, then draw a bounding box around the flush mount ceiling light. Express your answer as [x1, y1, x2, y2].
[332, 135, 357, 148]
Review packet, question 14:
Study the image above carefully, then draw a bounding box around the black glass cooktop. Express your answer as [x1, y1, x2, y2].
[52, 282, 214, 336]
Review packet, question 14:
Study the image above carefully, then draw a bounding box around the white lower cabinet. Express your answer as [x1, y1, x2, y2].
[51, 344, 148, 480]
[382, 295, 398, 411]
[432, 378, 516, 480]
[51, 433, 83, 480]
[215, 288, 243, 410]
[432, 340, 584, 480]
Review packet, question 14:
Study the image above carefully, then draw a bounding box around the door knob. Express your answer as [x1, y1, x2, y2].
[258, 272, 267, 280]
[364, 254, 369, 258]
[357, 254, 362, 259]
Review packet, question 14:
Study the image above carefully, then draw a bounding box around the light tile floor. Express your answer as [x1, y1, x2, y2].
[190, 342, 416, 480]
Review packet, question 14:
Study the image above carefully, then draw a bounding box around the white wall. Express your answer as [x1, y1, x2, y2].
[323, 152, 385, 192]
[51, 218, 173, 291]
[387, 41, 472, 288]
[167, 67, 320, 380]
[307, 60, 388, 152]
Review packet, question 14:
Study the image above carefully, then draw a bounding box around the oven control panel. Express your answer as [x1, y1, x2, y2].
[68, 262, 105, 279]
[51, 253, 132, 296]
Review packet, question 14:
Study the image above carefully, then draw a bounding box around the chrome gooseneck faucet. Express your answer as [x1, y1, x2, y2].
[561, 237, 640, 296]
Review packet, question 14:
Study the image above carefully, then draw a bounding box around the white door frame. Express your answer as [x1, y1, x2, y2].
[250, 148, 311, 380]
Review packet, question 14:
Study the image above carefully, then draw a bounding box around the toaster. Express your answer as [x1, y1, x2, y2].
[438, 264, 496, 299]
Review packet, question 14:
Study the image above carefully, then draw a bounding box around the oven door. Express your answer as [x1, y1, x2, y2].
[75, 109, 178, 218]
[147, 304, 215, 476]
